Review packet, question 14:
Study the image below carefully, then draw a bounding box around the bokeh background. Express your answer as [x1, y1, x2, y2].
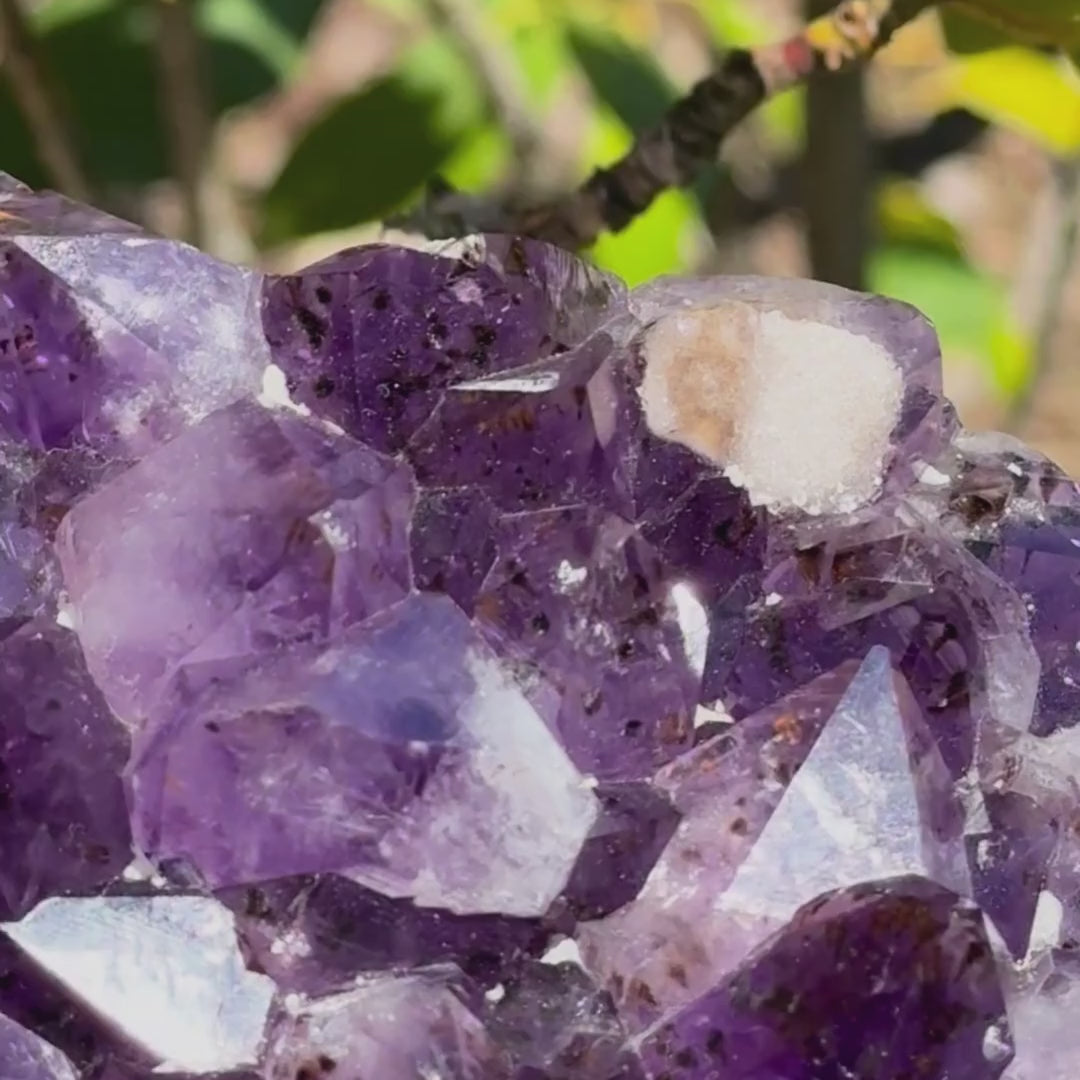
[2, 0, 1079, 466]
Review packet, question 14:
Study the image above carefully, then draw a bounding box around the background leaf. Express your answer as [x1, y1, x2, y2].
[260, 34, 486, 246]
[0, 0, 324, 191]
[939, 6, 1016, 52]
[870, 245, 1033, 398]
[877, 180, 965, 256]
[928, 48, 1080, 155]
[944, 0, 1080, 47]
[566, 22, 676, 131]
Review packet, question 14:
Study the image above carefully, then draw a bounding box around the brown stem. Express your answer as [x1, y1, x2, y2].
[152, 0, 212, 246]
[519, 0, 929, 250]
[0, 0, 91, 201]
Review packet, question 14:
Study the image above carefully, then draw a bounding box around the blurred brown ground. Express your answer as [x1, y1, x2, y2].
[219, 0, 1080, 473]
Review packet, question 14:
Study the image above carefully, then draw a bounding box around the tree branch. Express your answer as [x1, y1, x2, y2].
[152, 0, 212, 247]
[0, 0, 91, 201]
[519, 0, 932, 250]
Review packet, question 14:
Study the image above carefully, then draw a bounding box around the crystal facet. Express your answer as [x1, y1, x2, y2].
[7, 177, 1080, 1076]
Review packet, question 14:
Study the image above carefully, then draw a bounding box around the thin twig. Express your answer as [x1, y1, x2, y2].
[399, 0, 931, 248]
[0, 0, 91, 201]
[151, 0, 254, 261]
[152, 0, 212, 246]
[420, 0, 546, 191]
[1007, 155, 1080, 430]
[520, 0, 931, 249]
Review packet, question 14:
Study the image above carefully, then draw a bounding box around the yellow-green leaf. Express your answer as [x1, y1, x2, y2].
[940, 6, 1017, 52]
[869, 246, 1034, 399]
[877, 180, 964, 257]
[929, 47, 1080, 155]
[988, 316, 1034, 398]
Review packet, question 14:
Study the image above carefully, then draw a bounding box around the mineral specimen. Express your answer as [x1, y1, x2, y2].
[2, 175, 1080, 1078]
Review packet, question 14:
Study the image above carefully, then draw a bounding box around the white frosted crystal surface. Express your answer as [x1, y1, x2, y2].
[2, 896, 275, 1073]
[640, 303, 903, 514]
[1003, 976, 1080, 1079]
[720, 647, 967, 922]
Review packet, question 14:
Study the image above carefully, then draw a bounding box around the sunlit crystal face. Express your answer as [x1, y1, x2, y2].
[0, 185, 1076, 1078]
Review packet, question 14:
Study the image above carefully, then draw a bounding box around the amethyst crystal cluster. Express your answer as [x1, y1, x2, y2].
[1, 172, 1078, 1080]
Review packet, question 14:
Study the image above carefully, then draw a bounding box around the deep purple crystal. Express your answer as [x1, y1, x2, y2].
[5, 182, 1080, 1076]
[0, 622, 130, 919]
[639, 876, 1009, 1080]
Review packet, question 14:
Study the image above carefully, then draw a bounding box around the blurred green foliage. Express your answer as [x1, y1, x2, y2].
[5, 0, 1080, 403]
[1, 0, 323, 188]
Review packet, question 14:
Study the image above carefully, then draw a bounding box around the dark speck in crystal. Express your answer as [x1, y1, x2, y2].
[295, 307, 326, 350]
[388, 698, 453, 743]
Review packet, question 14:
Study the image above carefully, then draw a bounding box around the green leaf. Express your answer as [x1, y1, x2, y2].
[440, 124, 512, 192]
[510, 22, 572, 101]
[871, 246, 998, 357]
[869, 245, 1033, 398]
[688, 0, 774, 47]
[1, 0, 322, 191]
[940, 6, 1016, 52]
[199, 0, 317, 79]
[260, 35, 486, 246]
[588, 187, 705, 284]
[566, 22, 677, 132]
[931, 47, 1080, 155]
[943, 0, 1080, 47]
[988, 317, 1034, 397]
[877, 180, 964, 257]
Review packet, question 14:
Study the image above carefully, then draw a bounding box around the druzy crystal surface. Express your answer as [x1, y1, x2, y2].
[3, 175, 1080, 1078]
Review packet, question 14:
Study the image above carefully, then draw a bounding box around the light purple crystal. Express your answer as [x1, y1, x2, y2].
[1, 192, 265, 454]
[129, 592, 597, 915]
[0, 1013, 77, 1080]
[6, 177, 1080, 1076]
[56, 399, 414, 724]
[261, 966, 505, 1080]
[473, 505, 699, 778]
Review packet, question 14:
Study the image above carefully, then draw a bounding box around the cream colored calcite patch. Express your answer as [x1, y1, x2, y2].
[639, 301, 904, 515]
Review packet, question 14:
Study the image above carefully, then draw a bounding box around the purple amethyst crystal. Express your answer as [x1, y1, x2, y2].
[0, 186, 265, 455]
[128, 592, 597, 913]
[0, 1011, 78, 1080]
[260, 236, 625, 455]
[55, 398, 415, 724]
[639, 876, 1008, 1080]
[7, 180, 1080, 1076]
[0, 622, 130, 919]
